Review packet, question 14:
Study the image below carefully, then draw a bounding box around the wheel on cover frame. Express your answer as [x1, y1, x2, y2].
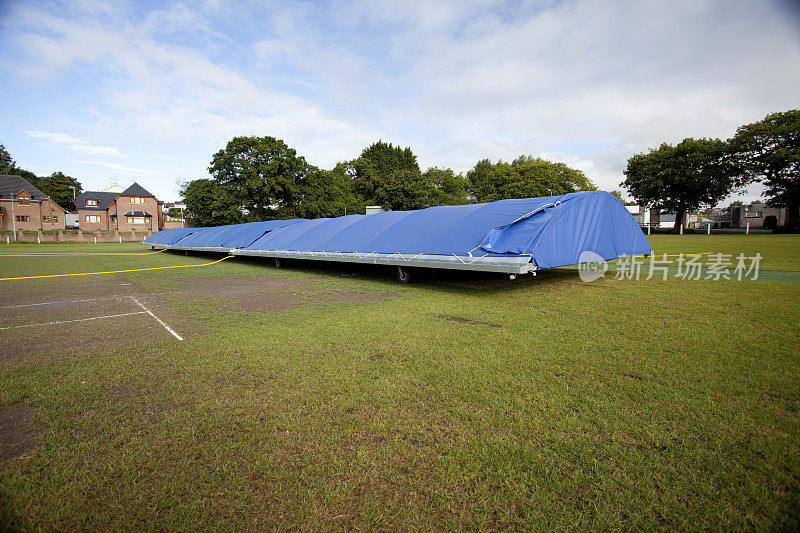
[396, 266, 412, 284]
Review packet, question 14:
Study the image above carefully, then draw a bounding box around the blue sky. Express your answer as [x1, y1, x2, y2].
[1, 0, 799, 203]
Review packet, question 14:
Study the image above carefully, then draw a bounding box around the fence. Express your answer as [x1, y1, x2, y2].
[1, 229, 154, 244]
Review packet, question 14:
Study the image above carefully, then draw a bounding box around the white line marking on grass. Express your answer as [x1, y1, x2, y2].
[1, 296, 123, 309]
[129, 296, 183, 341]
[0, 311, 147, 330]
[1, 291, 184, 310]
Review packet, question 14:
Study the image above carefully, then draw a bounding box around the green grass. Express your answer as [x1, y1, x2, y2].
[0, 237, 799, 530]
[646, 234, 800, 271]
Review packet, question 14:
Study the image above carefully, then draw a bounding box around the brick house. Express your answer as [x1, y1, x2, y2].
[0, 174, 67, 232]
[76, 182, 163, 232]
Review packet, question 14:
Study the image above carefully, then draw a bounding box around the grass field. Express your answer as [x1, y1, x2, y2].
[1, 235, 798, 530]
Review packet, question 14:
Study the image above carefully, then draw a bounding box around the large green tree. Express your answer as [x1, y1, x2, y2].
[374, 169, 433, 211]
[423, 167, 472, 205]
[622, 138, 736, 232]
[208, 136, 310, 220]
[356, 141, 423, 208]
[467, 156, 596, 202]
[297, 168, 361, 218]
[359, 140, 420, 180]
[0, 144, 13, 170]
[180, 178, 242, 227]
[327, 142, 436, 211]
[728, 110, 800, 230]
[40, 171, 82, 211]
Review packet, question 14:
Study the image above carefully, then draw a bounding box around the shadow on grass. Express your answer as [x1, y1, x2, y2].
[168, 249, 581, 294]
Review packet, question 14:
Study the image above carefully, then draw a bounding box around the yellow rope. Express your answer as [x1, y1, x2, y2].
[0, 249, 166, 257]
[646, 252, 715, 257]
[0, 255, 232, 281]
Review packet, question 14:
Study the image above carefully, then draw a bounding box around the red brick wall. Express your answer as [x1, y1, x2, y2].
[112, 196, 160, 232]
[1, 198, 66, 231]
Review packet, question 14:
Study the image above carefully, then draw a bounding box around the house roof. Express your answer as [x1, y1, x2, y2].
[121, 182, 155, 197]
[76, 191, 119, 211]
[0, 174, 48, 200]
[123, 210, 152, 217]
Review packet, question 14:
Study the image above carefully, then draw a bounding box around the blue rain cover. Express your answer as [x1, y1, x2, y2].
[143, 227, 197, 245]
[241, 191, 651, 268]
[144, 219, 305, 249]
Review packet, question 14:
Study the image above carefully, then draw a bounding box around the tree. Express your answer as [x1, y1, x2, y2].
[0, 144, 14, 171]
[180, 179, 242, 227]
[467, 156, 596, 202]
[297, 168, 361, 218]
[622, 138, 736, 232]
[375, 169, 433, 211]
[609, 189, 637, 206]
[355, 141, 422, 207]
[39, 171, 82, 211]
[423, 167, 472, 205]
[728, 110, 800, 230]
[208, 136, 310, 220]
[359, 140, 420, 180]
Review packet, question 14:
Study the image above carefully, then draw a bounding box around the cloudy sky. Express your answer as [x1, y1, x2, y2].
[1, 0, 799, 203]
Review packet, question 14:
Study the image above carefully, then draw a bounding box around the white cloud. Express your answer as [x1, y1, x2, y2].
[3, 0, 800, 204]
[26, 131, 122, 157]
[73, 160, 153, 174]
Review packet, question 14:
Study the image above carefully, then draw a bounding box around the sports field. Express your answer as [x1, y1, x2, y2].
[1, 234, 798, 530]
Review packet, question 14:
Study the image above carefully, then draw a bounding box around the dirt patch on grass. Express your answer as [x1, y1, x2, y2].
[0, 274, 392, 364]
[0, 402, 44, 463]
[0, 287, 200, 363]
[436, 314, 501, 328]
[0, 277, 152, 309]
[170, 275, 396, 313]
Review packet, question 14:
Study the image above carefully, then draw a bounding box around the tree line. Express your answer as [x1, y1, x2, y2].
[622, 109, 799, 231]
[1, 144, 83, 212]
[181, 139, 598, 227]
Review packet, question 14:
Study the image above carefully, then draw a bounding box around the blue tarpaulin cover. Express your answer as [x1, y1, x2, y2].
[143, 227, 196, 246]
[145, 220, 305, 249]
[144, 192, 652, 268]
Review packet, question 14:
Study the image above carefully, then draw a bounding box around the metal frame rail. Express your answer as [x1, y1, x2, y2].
[150, 244, 536, 274]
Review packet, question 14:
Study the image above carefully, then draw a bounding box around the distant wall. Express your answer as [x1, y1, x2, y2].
[0, 229, 153, 243]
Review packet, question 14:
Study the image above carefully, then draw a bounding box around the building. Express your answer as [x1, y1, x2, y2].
[162, 201, 186, 229]
[0, 174, 67, 232]
[76, 182, 163, 232]
[101, 182, 125, 193]
[624, 205, 656, 227]
[731, 203, 787, 230]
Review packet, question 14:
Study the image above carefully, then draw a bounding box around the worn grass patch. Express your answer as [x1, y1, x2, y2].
[0, 237, 798, 530]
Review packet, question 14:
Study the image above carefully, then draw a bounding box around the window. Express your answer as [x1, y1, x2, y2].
[86, 199, 98, 207]
[18, 197, 30, 205]
[43, 216, 59, 223]
[130, 197, 145, 204]
[15, 215, 30, 222]
[85, 215, 101, 223]
[127, 216, 147, 224]
[745, 211, 763, 218]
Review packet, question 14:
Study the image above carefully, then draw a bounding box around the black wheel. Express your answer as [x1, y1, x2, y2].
[396, 266, 412, 284]
[275, 257, 282, 268]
